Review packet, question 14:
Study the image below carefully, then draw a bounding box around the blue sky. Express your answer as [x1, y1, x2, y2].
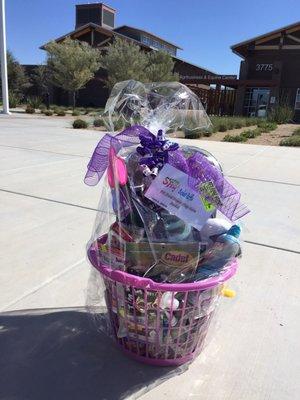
[6, 0, 300, 74]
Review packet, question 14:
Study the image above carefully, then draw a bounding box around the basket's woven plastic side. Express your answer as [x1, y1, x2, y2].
[102, 274, 221, 366]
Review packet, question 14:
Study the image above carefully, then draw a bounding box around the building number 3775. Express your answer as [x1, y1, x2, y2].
[255, 63, 273, 71]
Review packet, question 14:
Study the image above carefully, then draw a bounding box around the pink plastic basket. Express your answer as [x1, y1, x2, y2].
[88, 244, 238, 367]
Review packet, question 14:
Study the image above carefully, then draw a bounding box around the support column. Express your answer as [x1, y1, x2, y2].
[234, 86, 246, 116]
[0, 0, 10, 114]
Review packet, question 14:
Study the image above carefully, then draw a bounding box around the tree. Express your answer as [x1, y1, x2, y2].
[31, 65, 52, 108]
[100, 37, 148, 89]
[145, 50, 179, 82]
[0, 50, 30, 97]
[99, 37, 178, 89]
[45, 38, 100, 108]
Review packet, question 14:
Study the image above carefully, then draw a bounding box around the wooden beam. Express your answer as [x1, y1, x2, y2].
[254, 45, 280, 50]
[282, 44, 300, 49]
[96, 37, 111, 47]
[255, 32, 281, 45]
[73, 27, 91, 38]
[286, 26, 300, 34]
[287, 34, 300, 44]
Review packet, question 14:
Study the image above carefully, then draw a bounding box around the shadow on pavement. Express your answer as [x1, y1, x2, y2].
[0, 308, 183, 400]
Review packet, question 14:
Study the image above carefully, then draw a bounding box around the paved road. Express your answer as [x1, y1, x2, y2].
[0, 113, 299, 399]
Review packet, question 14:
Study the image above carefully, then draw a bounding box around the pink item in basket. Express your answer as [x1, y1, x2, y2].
[107, 146, 128, 188]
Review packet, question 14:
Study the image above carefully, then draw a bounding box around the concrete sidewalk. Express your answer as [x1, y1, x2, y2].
[0, 113, 299, 399]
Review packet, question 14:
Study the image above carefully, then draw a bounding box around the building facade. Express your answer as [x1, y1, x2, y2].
[232, 21, 300, 121]
[40, 2, 217, 107]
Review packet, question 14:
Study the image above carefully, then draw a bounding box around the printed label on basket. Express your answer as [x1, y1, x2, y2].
[145, 163, 213, 230]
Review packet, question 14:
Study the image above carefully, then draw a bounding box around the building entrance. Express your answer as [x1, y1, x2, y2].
[244, 87, 270, 117]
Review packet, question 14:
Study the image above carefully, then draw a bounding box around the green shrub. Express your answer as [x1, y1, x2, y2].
[240, 128, 262, 139]
[9, 92, 20, 108]
[234, 121, 243, 129]
[27, 96, 42, 109]
[93, 118, 105, 127]
[218, 123, 228, 132]
[84, 107, 94, 115]
[25, 106, 35, 114]
[292, 127, 300, 136]
[268, 106, 294, 124]
[257, 121, 277, 132]
[44, 110, 53, 116]
[72, 110, 80, 116]
[73, 119, 88, 129]
[39, 104, 46, 112]
[114, 119, 124, 131]
[56, 110, 66, 116]
[223, 134, 247, 143]
[203, 129, 213, 137]
[184, 129, 202, 139]
[280, 136, 300, 146]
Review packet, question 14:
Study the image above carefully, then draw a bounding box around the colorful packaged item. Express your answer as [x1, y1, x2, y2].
[85, 80, 249, 366]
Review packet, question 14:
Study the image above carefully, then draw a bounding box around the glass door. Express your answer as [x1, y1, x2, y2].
[244, 88, 270, 117]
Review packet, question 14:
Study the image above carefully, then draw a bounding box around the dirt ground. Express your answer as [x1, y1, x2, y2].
[202, 124, 298, 146]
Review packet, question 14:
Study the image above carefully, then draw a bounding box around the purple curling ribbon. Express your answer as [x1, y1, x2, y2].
[84, 125, 188, 186]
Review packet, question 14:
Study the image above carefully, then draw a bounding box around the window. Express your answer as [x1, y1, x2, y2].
[102, 9, 114, 27]
[243, 88, 270, 117]
[295, 88, 300, 110]
[140, 35, 176, 55]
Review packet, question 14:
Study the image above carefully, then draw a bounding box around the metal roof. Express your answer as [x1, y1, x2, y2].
[114, 25, 183, 50]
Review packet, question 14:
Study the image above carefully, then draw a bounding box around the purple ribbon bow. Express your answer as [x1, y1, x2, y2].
[84, 125, 187, 186]
[84, 125, 249, 221]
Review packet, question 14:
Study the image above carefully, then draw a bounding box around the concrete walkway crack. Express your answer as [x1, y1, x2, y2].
[0, 257, 86, 312]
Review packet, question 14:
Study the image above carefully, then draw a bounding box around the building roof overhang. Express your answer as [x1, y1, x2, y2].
[231, 20, 300, 58]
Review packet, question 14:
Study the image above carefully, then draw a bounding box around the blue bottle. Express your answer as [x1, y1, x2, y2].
[193, 225, 241, 281]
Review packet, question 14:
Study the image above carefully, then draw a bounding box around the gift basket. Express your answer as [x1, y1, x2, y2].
[85, 80, 249, 366]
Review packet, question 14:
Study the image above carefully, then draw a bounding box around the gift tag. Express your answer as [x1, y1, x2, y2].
[145, 164, 213, 231]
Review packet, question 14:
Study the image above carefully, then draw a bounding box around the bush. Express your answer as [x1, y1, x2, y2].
[27, 96, 42, 109]
[9, 92, 21, 108]
[93, 118, 105, 127]
[114, 119, 124, 131]
[25, 106, 35, 114]
[56, 110, 66, 116]
[257, 121, 277, 132]
[72, 110, 80, 116]
[203, 129, 213, 137]
[218, 123, 228, 132]
[39, 104, 46, 112]
[280, 136, 300, 146]
[223, 134, 247, 142]
[73, 119, 88, 129]
[292, 127, 300, 136]
[234, 121, 243, 129]
[44, 110, 53, 116]
[268, 106, 294, 124]
[84, 107, 94, 115]
[240, 128, 262, 139]
[184, 129, 202, 139]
